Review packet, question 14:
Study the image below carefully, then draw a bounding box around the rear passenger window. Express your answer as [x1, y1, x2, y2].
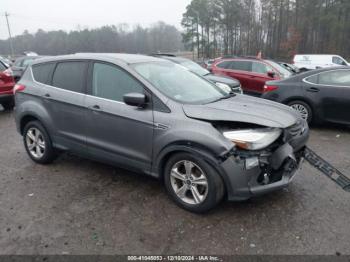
[92, 63, 144, 102]
[216, 61, 231, 69]
[52, 62, 87, 93]
[32, 63, 55, 84]
[230, 61, 252, 72]
[318, 70, 350, 86]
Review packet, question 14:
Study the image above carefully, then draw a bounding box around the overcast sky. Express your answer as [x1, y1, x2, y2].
[0, 0, 191, 39]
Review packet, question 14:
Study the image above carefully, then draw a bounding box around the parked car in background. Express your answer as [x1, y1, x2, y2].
[14, 53, 308, 212]
[152, 54, 243, 94]
[0, 56, 12, 66]
[203, 59, 215, 71]
[278, 62, 300, 74]
[212, 57, 293, 95]
[11, 56, 45, 82]
[262, 67, 350, 124]
[0, 60, 15, 110]
[293, 54, 349, 71]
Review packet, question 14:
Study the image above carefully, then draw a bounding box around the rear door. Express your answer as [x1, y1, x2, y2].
[42, 60, 89, 152]
[85, 61, 154, 173]
[304, 69, 350, 124]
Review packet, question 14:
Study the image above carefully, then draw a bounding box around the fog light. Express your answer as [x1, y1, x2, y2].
[245, 157, 259, 170]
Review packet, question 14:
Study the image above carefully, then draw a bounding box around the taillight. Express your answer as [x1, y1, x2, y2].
[13, 84, 26, 94]
[263, 85, 278, 93]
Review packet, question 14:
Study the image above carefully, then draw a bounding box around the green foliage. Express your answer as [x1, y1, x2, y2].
[0, 22, 184, 56]
[182, 0, 350, 60]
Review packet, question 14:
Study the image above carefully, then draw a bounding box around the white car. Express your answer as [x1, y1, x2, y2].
[293, 54, 349, 71]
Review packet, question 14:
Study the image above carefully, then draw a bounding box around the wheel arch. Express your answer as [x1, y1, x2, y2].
[282, 97, 318, 123]
[19, 115, 41, 135]
[154, 143, 232, 197]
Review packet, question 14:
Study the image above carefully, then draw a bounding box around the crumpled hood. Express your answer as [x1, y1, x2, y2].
[183, 95, 300, 128]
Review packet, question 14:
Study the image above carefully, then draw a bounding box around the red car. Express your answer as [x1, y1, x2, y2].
[211, 57, 293, 95]
[0, 60, 16, 110]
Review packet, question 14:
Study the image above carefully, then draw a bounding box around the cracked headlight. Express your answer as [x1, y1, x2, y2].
[223, 128, 282, 150]
[215, 82, 232, 93]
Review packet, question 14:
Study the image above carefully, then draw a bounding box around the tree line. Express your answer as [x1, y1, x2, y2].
[182, 0, 350, 60]
[0, 22, 184, 56]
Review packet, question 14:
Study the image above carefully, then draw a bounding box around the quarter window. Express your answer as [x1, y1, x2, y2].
[305, 74, 319, 84]
[52, 62, 87, 93]
[318, 70, 350, 86]
[92, 63, 144, 102]
[32, 63, 56, 84]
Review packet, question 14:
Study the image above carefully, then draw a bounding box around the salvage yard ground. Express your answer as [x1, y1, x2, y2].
[0, 108, 349, 255]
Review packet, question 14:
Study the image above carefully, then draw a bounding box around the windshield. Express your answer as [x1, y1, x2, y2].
[133, 61, 226, 104]
[180, 60, 210, 76]
[267, 60, 293, 78]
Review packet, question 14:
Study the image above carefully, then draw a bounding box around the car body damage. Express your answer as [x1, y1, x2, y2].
[178, 95, 309, 200]
[182, 94, 299, 128]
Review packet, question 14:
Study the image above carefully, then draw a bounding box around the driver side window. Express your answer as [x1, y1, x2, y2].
[252, 62, 273, 74]
[332, 56, 347, 66]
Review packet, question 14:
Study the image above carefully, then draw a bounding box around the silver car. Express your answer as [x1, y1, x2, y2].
[14, 54, 309, 213]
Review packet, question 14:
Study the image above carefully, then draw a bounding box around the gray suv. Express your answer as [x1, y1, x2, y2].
[14, 54, 309, 213]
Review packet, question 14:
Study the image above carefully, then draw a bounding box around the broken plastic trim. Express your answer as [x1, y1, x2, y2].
[305, 147, 350, 192]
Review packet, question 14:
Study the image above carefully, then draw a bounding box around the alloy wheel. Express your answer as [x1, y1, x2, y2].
[26, 127, 46, 159]
[170, 160, 209, 205]
[290, 103, 309, 120]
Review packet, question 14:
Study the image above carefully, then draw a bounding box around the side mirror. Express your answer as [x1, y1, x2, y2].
[123, 93, 147, 107]
[267, 71, 276, 78]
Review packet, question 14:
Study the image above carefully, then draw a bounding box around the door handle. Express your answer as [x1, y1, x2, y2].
[44, 93, 51, 98]
[89, 105, 102, 111]
[307, 87, 320, 93]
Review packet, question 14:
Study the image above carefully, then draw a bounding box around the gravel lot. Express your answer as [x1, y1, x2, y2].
[0, 107, 349, 255]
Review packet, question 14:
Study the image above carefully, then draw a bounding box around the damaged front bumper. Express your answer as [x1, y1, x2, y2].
[220, 121, 309, 201]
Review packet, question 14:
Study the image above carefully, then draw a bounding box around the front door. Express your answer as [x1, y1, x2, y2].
[85, 61, 154, 173]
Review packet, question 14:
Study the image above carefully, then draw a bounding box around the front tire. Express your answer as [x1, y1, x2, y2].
[23, 121, 57, 164]
[288, 100, 313, 123]
[164, 153, 225, 213]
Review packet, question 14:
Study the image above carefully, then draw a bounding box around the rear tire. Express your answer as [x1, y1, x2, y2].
[164, 152, 225, 213]
[288, 100, 313, 123]
[23, 121, 57, 164]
